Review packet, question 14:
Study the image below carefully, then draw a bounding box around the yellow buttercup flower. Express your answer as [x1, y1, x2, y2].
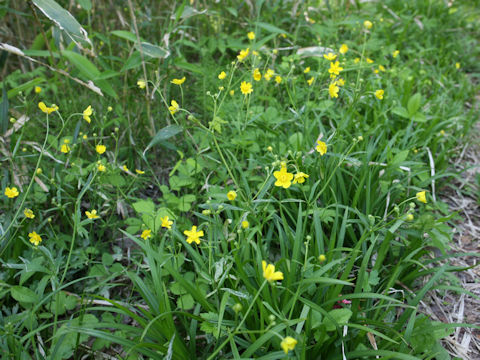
[337, 78, 345, 86]
[304, 67, 311, 74]
[229, 90, 235, 96]
[61, 144, 71, 154]
[96, 144, 106, 154]
[240, 81, 253, 95]
[24, 208, 35, 219]
[97, 163, 106, 172]
[455, 62, 460, 69]
[319, 254, 326, 262]
[227, 190, 237, 201]
[5, 187, 19, 198]
[375, 89, 384, 100]
[28, 231, 42, 246]
[122, 165, 129, 172]
[237, 48, 250, 61]
[141, 229, 152, 240]
[273, 166, 294, 189]
[184, 225, 204, 244]
[38, 102, 58, 114]
[135, 169, 145, 175]
[241, 220, 249, 229]
[247, 31, 255, 40]
[171, 77, 186, 85]
[275, 75, 282, 84]
[393, 50, 400, 58]
[329, 61, 343, 76]
[293, 172, 309, 184]
[253, 68, 262, 81]
[364, 20, 373, 29]
[161, 216, 173, 229]
[169, 100, 180, 115]
[339, 44, 349, 54]
[35, 86, 42, 94]
[329, 82, 339, 98]
[85, 209, 99, 219]
[366, 58, 374, 64]
[218, 71, 227, 80]
[264, 69, 275, 81]
[354, 57, 360, 64]
[262, 260, 283, 282]
[83, 105, 93, 123]
[316, 140, 327, 155]
[416, 191, 427, 204]
[307, 77, 314, 86]
[280, 336, 297, 354]
[378, 65, 386, 72]
[324, 52, 337, 61]
[137, 79, 146, 89]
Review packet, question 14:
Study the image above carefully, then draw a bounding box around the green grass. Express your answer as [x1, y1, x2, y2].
[1, 0, 479, 359]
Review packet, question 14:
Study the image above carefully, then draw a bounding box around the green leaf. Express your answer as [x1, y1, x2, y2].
[177, 294, 194, 310]
[76, 0, 92, 11]
[322, 308, 352, 331]
[111, 30, 140, 42]
[135, 42, 170, 59]
[32, 0, 92, 50]
[255, 21, 287, 34]
[391, 150, 409, 167]
[407, 93, 422, 115]
[132, 199, 155, 215]
[10, 286, 38, 304]
[62, 50, 99, 78]
[143, 125, 183, 155]
[392, 106, 409, 119]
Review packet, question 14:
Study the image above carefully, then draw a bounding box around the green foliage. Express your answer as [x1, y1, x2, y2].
[0, 0, 479, 359]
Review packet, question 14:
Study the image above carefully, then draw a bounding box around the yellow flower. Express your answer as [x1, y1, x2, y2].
[264, 69, 275, 81]
[307, 77, 314, 86]
[241, 220, 249, 229]
[339, 44, 349, 54]
[328, 61, 343, 76]
[393, 50, 400, 58]
[337, 78, 345, 86]
[237, 48, 250, 61]
[324, 52, 337, 61]
[406, 214, 414, 221]
[218, 71, 227, 80]
[184, 225, 204, 244]
[123, 165, 129, 172]
[85, 209, 99, 219]
[366, 58, 374, 64]
[253, 68, 262, 81]
[82, 134, 88, 140]
[83, 105, 93, 123]
[227, 190, 237, 201]
[38, 102, 58, 114]
[137, 79, 146, 89]
[229, 90, 235, 96]
[293, 172, 309, 184]
[240, 81, 253, 95]
[378, 65, 386, 72]
[364, 20, 373, 29]
[455, 62, 460, 69]
[273, 166, 294, 189]
[36, 168, 42, 175]
[252, 50, 259, 56]
[354, 57, 360, 64]
[329, 82, 339, 98]
[24, 208, 35, 219]
[280, 336, 297, 354]
[247, 31, 255, 40]
[375, 89, 384, 100]
[5, 187, 19, 198]
[161, 216, 173, 229]
[416, 191, 427, 204]
[96, 144, 106, 154]
[141, 229, 152, 240]
[34, 86, 42, 94]
[28, 231, 42, 246]
[135, 169, 145, 175]
[107, 106, 113, 112]
[61, 144, 71, 154]
[97, 163, 106, 172]
[304, 66, 311, 73]
[169, 100, 180, 115]
[171, 77, 186, 85]
[439, 129, 446, 136]
[275, 75, 282, 84]
[262, 260, 283, 282]
[319, 254, 326, 262]
[316, 140, 327, 155]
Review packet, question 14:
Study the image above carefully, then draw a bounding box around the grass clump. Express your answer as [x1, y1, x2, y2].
[0, 0, 479, 359]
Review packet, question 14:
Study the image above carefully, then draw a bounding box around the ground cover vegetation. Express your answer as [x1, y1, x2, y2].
[1, 0, 479, 358]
